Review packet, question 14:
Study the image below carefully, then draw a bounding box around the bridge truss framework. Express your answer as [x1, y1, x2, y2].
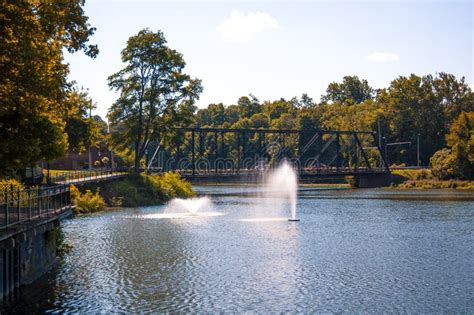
[146, 127, 390, 177]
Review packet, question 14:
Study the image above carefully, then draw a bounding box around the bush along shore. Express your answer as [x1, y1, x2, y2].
[390, 169, 474, 190]
[70, 172, 195, 214]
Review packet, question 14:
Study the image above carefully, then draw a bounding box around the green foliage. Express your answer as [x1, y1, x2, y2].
[0, 179, 25, 203]
[64, 88, 103, 153]
[46, 227, 72, 258]
[73, 189, 106, 214]
[321, 75, 374, 104]
[0, 178, 25, 191]
[237, 95, 261, 117]
[430, 111, 474, 180]
[430, 148, 455, 180]
[70, 184, 81, 201]
[108, 29, 203, 174]
[446, 111, 474, 179]
[0, 1, 97, 176]
[99, 173, 195, 207]
[159, 172, 194, 198]
[377, 74, 473, 165]
[392, 168, 474, 189]
[396, 179, 474, 190]
[392, 169, 434, 181]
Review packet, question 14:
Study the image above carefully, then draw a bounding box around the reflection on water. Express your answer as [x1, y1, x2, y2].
[3, 187, 474, 313]
[141, 212, 224, 219]
[239, 217, 289, 222]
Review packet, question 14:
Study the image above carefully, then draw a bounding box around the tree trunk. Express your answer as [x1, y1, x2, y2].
[134, 153, 141, 175]
[134, 136, 142, 175]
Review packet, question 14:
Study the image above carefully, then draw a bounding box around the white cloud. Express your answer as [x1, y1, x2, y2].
[366, 51, 399, 63]
[216, 11, 279, 43]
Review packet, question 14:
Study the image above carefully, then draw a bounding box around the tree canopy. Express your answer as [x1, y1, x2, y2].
[186, 72, 472, 174]
[321, 75, 374, 104]
[108, 29, 202, 173]
[0, 1, 98, 176]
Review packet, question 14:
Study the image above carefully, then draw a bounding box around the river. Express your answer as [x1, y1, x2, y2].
[4, 186, 474, 312]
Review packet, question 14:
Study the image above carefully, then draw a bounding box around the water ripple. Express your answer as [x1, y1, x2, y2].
[4, 188, 474, 313]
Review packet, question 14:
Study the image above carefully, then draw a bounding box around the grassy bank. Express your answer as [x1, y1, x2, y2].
[391, 169, 474, 189]
[71, 172, 195, 213]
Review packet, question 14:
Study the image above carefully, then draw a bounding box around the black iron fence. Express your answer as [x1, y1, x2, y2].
[0, 184, 71, 229]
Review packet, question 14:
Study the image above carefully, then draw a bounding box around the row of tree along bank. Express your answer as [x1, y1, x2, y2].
[1, 2, 472, 185]
[106, 29, 473, 182]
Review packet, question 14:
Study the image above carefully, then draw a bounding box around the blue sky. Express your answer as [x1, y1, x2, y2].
[65, 0, 473, 119]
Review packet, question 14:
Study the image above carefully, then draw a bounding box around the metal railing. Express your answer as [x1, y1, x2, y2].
[46, 170, 125, 184]
[174, 166, 388, 176]
[0, 184, 71, 229]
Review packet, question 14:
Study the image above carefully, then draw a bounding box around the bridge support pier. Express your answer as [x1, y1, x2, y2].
[354, 173, 391, 188]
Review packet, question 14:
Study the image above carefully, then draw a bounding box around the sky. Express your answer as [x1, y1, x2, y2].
[65, 0, 473, 119]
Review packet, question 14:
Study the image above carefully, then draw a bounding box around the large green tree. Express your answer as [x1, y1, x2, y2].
[0, 1, 97, 176]
[64, 88, 102, 153]
[445, 111, 474, 179]
[108, 29, 202, 174]
[321, 75, 374, 104]
[377, 73, 472, 165]
[431, 111, 474, 179]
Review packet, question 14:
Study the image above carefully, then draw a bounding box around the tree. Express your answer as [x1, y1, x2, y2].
[291, 93, 315, 108]
[108, 29, 202, 174]
[432, 72, 474, 128]
[262, 99, 297, 121]
[377, 74, 446, 165]
[321, 75, 374, 104]
[64, 88, 102, 153]
[430, 148, 454, 180]
[446, 111, 474, 179]
[237, 95, 261, 118]
[207, 103, 226, 126]
[223, 105, 240, 125]
[300, 93, 315, 108]
[249, 113, 269, 129]
[196, 108, 211, 126]
[430, 111, 474, 180]
[0, 1, 97, 176]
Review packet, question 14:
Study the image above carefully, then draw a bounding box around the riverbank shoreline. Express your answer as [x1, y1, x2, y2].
[390, 169, 474, 190]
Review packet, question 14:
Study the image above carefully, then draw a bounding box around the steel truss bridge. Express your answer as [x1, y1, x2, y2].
[145, 127, 390, 181]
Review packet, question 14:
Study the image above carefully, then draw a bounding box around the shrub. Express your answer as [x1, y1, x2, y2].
[0, 178, 25, 191]
[99, 172, 195, 207]
[74, 189, 105, 214]
[0, 178, 25, 203]
[416, 169, 432, 180]
[160, 172, 194, 198]
[430, 148, 455, 180]
[70, 184, 80, 200]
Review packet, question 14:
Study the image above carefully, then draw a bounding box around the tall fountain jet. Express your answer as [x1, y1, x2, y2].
[266, 161, 299, 221]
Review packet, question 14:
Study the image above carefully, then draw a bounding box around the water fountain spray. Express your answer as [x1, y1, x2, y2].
[266, 161, 299, 221]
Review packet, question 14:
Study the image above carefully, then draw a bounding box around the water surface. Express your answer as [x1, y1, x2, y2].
[5, 187, 474, 313]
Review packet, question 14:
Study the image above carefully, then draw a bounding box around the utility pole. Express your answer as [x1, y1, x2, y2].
[108, 122, 114, 173]
[417, 133, 420, 168]
[377, 114, 382, 149]
[385, 140, 412, 167]
[88, 106, 92, 171]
